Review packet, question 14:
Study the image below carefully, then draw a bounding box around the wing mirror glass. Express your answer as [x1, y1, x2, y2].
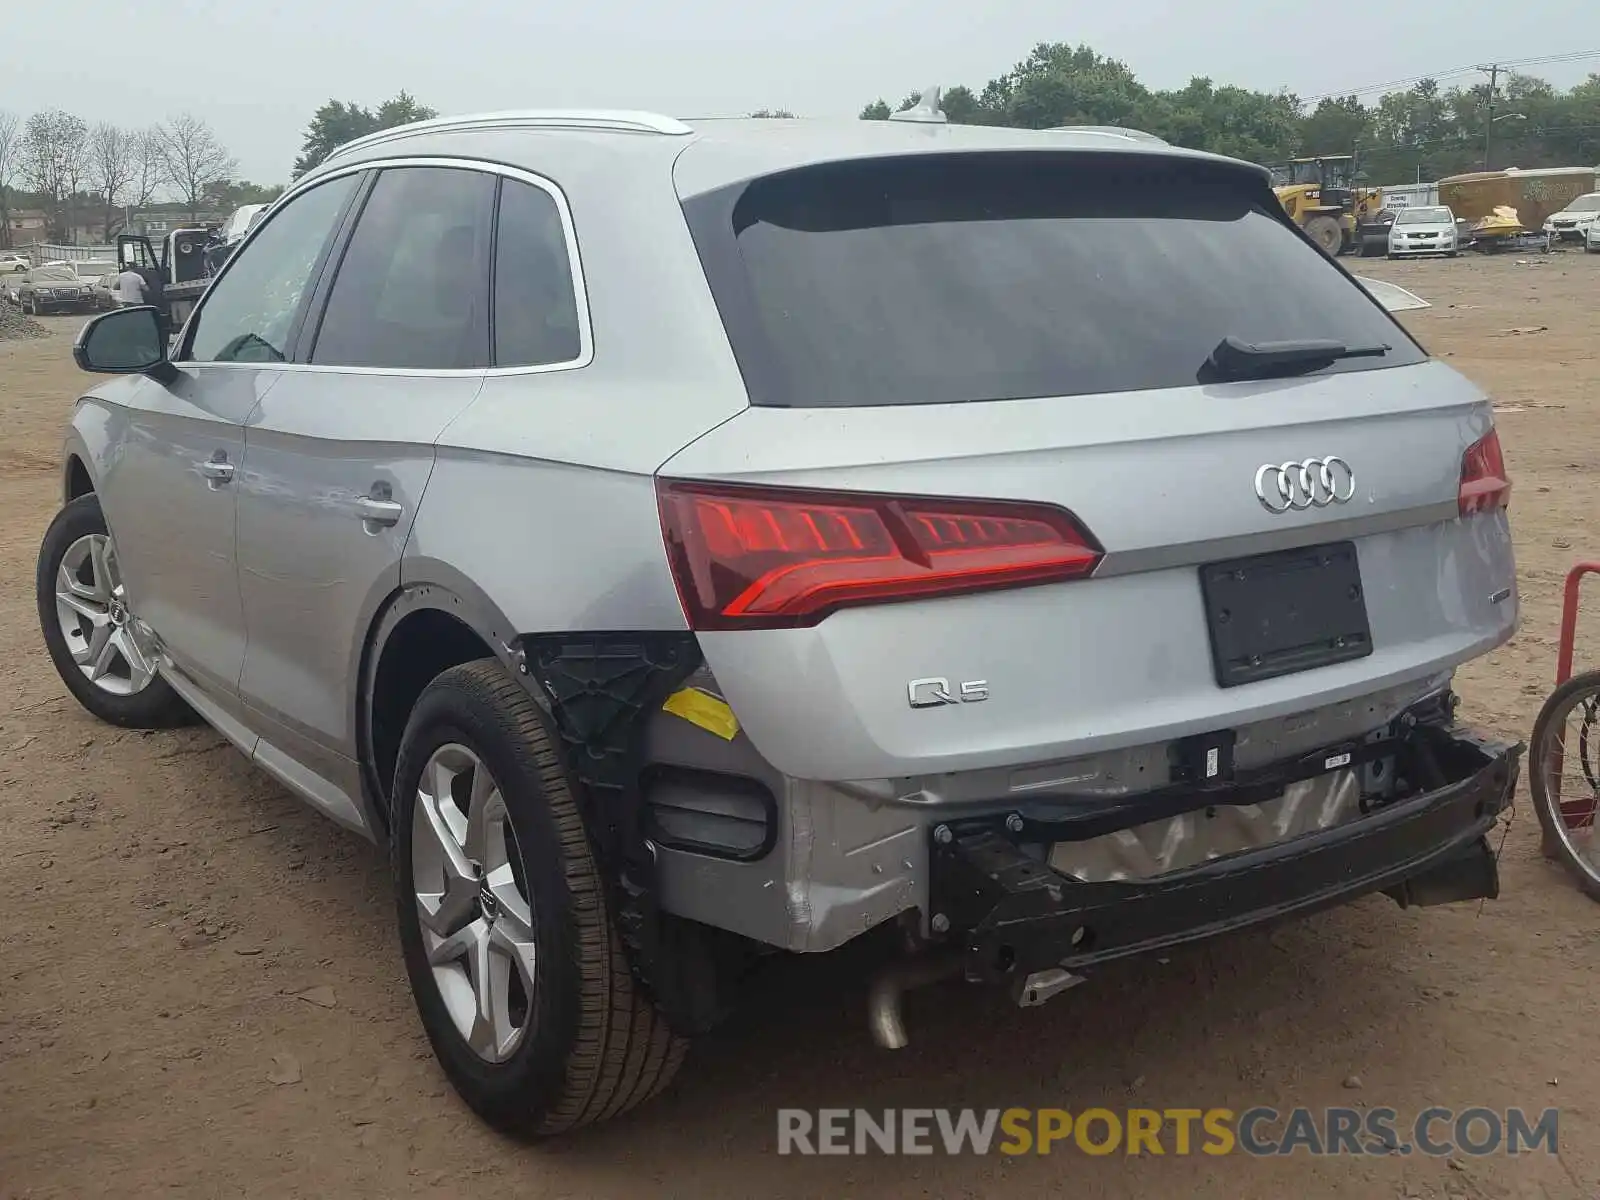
[73, 306, 169, 375]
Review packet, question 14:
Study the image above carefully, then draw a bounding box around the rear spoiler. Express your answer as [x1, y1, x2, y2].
[1353, 276, 1430, 312]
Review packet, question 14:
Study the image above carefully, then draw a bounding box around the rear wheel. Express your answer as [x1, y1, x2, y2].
[1304, 215, 1343, 256]
[392, 660, 687, 1136]
[1528, 671, 1600, 901]
[35, 495, 192, 728]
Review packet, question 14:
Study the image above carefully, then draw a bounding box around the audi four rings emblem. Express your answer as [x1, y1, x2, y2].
[1254, 457, 1356, 514]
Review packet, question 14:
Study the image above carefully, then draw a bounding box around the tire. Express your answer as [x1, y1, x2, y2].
[392, 659, 687, 1136]
[1304, 215, 1343, 256]
[1528, 671, 1600, 901]
[36, 494, 193, 729]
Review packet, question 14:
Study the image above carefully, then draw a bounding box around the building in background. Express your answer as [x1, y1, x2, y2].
[121, 203, 226, 237]
[7, 209, 50, 242]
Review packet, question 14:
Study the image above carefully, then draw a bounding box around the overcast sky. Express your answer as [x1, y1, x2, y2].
[4, 0, 1595, 184]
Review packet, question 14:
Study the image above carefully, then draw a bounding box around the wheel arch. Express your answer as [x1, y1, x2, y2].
[61, 404, 117, 508]
[64, 453, 94, 503]
[358, 562, 527, 832]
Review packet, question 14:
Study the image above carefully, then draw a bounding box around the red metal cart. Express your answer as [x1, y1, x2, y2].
[1531, 564, 1600, 896]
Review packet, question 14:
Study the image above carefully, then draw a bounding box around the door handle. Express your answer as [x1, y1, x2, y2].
[354, 496, 404, 527]
[198, 458, 234, 486]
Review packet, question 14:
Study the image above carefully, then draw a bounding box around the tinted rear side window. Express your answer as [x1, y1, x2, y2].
[682, 153, 1424, 408]
[493, 178, 583, 368]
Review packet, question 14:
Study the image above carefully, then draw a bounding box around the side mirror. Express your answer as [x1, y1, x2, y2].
[73, 306, 175, 380]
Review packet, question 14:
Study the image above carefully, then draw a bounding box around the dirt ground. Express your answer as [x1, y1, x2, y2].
[2, 253, 1599, 1200]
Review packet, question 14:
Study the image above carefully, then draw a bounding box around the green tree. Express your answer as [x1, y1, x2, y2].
[941, 86, 985, 124]
[860, 87, 983, 123]
[989, 43, 1152, 129]
[293, 92, 437, 178]
[375, 92, 435, 131]
[1145, 78, 1301, 162]
[859, 47, 1600, 185]
[1547, 73, 1600, 166]
[204, 179, 286, 211]
[1357, 80, 1458, 181]
[1298, 96, 1372, 156]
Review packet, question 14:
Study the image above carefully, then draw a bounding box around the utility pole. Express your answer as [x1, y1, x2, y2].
[1478, 63, 1500, 171]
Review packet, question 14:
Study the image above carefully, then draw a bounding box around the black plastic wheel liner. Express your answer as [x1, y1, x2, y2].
[514, 631, 726, 1033]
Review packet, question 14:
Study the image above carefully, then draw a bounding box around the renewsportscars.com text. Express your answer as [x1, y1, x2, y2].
[776, 1106, 1559, 1157]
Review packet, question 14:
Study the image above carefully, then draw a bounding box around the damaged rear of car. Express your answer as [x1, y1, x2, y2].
[56, 112, 1517, 1137]
[639, 134, 1519, 1043]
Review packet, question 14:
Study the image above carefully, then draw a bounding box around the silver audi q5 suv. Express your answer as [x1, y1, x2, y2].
[39, 102, 1520, 1136]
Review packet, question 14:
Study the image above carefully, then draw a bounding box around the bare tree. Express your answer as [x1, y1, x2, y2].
[20, 109, 88, 242]
[128, 127, 163, 216]
[155, 113, 236, 221]
[88, 123, 137, 239]
[63, 141, 87, 244]
[0, 111, 18, 250]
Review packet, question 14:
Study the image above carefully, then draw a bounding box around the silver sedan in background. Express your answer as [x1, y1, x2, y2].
[1388, 205, 1460, 257]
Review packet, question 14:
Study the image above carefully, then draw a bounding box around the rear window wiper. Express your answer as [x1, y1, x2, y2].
[1204, 336, 1391, 382]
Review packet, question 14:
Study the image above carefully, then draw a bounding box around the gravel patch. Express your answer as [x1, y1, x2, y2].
[0, 300, 51, 341]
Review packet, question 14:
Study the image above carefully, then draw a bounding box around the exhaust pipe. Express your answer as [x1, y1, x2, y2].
[867, 953, 963, 1049]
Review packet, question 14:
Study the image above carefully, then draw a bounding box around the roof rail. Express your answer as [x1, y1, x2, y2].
[323, 109, 693, 164]
[1046, 125, 1168, 145]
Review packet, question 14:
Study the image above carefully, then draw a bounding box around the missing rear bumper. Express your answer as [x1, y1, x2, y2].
[929, 721, 1520, 985]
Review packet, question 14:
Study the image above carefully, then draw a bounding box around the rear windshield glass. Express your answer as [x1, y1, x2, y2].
[683, 153, 1424, 408]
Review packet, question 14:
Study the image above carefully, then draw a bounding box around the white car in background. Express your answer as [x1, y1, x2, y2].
[1544, 193, 1600, 244]
[1388, 205, 1459, 258]
[1587, 216, 1600, 254]
[1, 253, 29, 274]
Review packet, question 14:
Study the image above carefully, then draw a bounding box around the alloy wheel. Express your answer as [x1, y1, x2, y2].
[412, 743, 539, 1064]
[53, 533, 158, 697]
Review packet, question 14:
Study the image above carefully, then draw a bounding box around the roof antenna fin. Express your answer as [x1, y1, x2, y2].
[889, 86, 948, 124]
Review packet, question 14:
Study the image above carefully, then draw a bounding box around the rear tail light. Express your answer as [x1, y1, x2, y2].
[1458, 428, 1511, 517]
[656, 480, 1102, 630]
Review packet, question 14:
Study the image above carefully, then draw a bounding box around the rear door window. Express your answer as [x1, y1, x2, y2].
[682, 152, 1425, 408]
[310, 166, 496, 370]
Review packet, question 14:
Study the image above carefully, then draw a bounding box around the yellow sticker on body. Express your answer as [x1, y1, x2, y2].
[661, 687, 740, 741]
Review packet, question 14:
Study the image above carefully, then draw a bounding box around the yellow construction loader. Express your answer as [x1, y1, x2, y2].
[1269, 155, 1384, 255]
